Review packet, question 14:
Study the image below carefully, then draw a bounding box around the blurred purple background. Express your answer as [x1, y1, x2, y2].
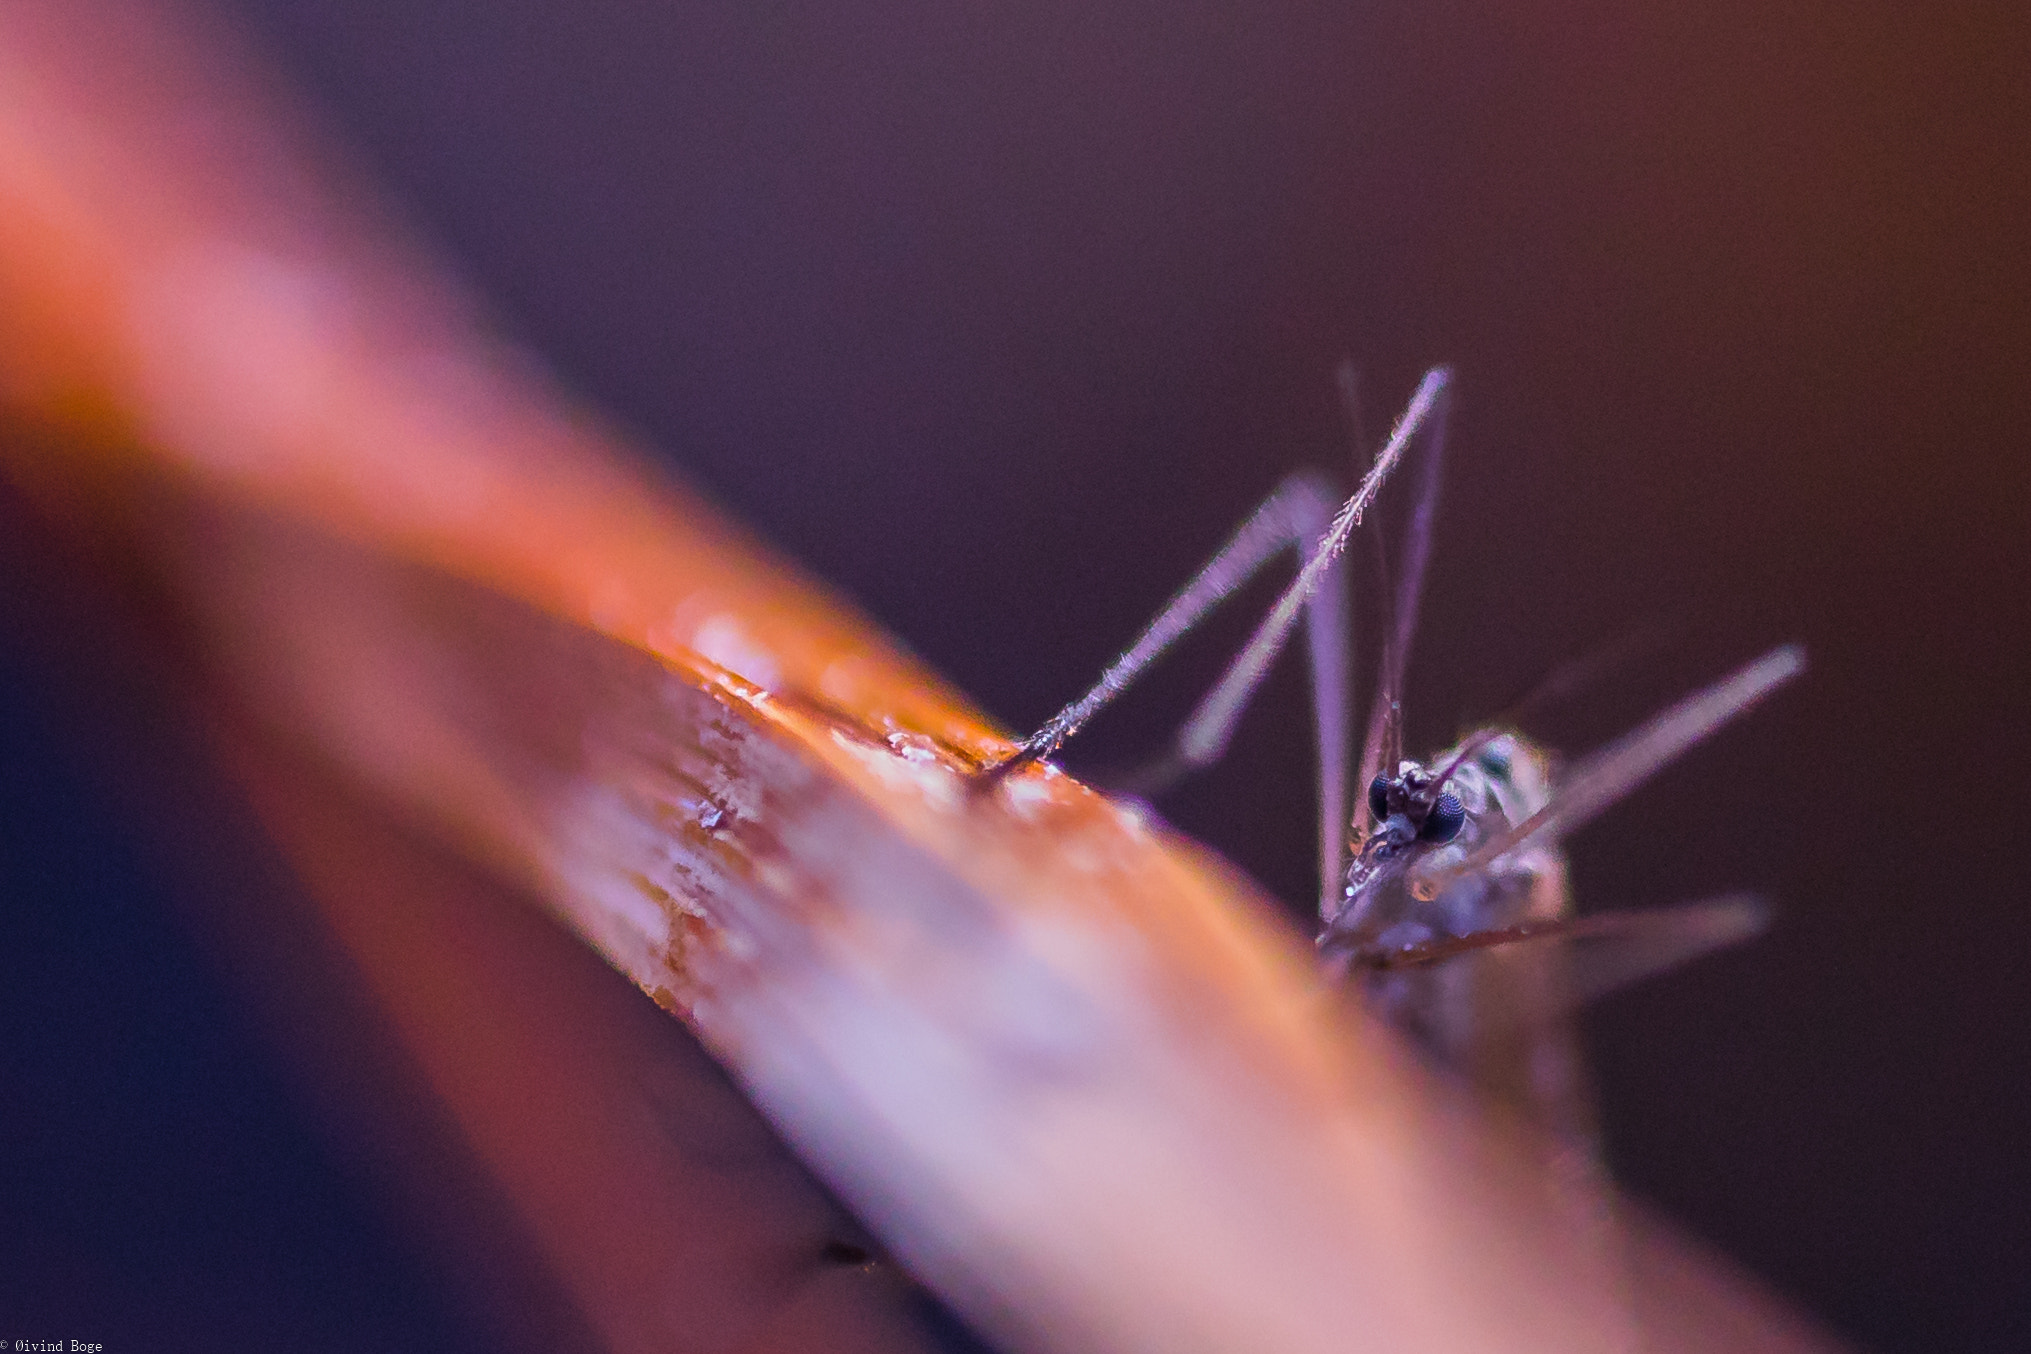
[4, 0, 2026, 1349]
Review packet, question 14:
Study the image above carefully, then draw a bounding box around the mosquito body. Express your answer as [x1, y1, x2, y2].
[1328, 733, 1572, 1113]
[983, 365, 1801, 1140]
[1321, 639, 1796, 1122]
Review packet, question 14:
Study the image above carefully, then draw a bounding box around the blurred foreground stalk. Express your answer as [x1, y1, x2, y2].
[0, 3, 1843, 1351]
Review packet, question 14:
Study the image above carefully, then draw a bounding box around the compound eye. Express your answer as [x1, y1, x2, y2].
[1419, 791, 1467, 844]
[1368, 774, 1392, 823]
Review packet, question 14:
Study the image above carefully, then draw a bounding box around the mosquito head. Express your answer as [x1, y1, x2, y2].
[1331, 733, 1547, 939]
[1366, 764, 1466, 847]
[1336, 768, 1459, 933]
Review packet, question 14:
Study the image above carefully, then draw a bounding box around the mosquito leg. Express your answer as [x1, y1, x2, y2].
[985, 471, 1351, 913]
[1416, 645, 1805, 897]
[985, 367, 1451, 784]
[978, 471, 1333, 786]
[1548, 894, 1769, 1010]
[1337, 917, 1576, 972]
[1335, 895, 1766, 1008]
[1129, 469, 1351, 918]
[981, 369, 1449, 914]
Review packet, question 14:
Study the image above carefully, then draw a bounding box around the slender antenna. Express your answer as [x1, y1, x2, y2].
[1426, 725, 1511, 797]
[1357, 481, 1397, 812]
[1425, 626, 1675, 792]
[1356, 366, 1454, 807]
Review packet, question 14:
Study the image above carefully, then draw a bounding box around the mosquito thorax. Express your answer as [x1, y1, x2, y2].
[1440, 732, 1555, 838]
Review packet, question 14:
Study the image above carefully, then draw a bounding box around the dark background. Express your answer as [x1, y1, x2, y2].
[4, 0, 2027, 1350]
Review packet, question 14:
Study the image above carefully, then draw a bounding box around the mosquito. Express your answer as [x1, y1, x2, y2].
[980, 364, 1803, 1149]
